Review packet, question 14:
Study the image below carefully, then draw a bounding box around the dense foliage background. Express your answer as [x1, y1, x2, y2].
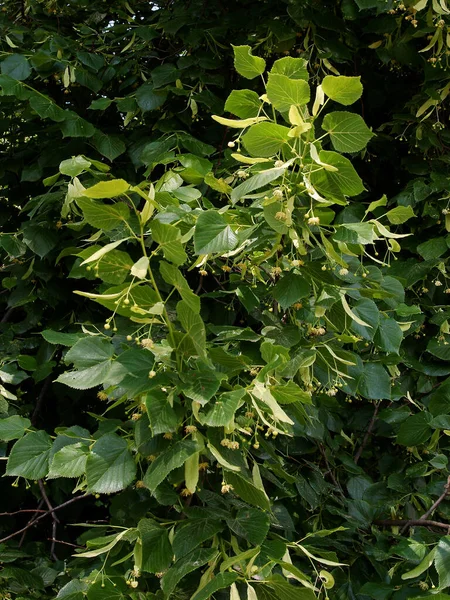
[0, 0, 450, 599]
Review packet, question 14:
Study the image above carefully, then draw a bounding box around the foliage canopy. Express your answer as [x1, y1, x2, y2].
[0, 0, 450, 599]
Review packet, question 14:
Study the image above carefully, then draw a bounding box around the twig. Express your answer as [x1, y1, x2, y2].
[19, 499, 44, 547]
[38, 480, 59, 560]
[375, 519, 450, 532]
[1, 307, 14, 323]
[421, 475, 450, 521]
[31, 375, 52, 427]
[0, 494, 91, 545]
[354, 402, 380, 464]
[318, 443, 345, 498]
[47, 538, 83, 548]
[400, 475, 450, 534]
[0, 509, 47, 517]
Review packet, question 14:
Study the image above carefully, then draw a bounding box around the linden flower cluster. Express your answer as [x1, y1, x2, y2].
[221, 438, 240, 450]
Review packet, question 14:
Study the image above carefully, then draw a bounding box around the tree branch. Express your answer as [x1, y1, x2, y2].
[0, 494, 91, 545]
[400, 475, 450, 534]
[354, 402, 379, 464]
[375, 518, 450, 532]
[38, 480, 59, 560]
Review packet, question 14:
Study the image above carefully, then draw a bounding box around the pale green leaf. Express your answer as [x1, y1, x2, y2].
[84, 179, 130, 199]
[242, 122, 290, 157]
[232, 45, 266, 79]
[322, 111, 374, 153]
[322, 75, 363, 106]
[266, 73, 310, 112]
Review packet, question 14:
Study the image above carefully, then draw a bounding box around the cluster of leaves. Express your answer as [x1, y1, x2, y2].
[0, 1, 450, 600]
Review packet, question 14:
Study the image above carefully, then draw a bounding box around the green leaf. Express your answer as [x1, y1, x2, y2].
[417, 237, 449, 261]
[138, 518, 172, 573]
[401, 547, 437, 580]
[6, 430, 52, 479]
[181, 368, 224, 405]
[56, 580, 87, 600]
[60, 112, 95, 138]
[397, 412, 433, 446]
[310, 150, 364, 197]
[191, 572, 239, 600]
[152, 63, 180, 88]
[144, 439, 200, 492]
[151, 220, 187, 265]
[77, 198, 130, 230]
[0, 415, 31, 441]
[1, 54, 31, 81]
[55, 362, 114, 390]
[334, 222, 376, 245]
[242, 122, 290, 157]
[225, 89, 262, 118]
[266, 73, 310, 112]
[357, 363, 391, 400]
[161, 548, 217, 597]
[22, 225, 58, 258]
[0, 567, 44, 590]
[177, 300, 207, 359]
[64, 337, 114, 369]
[88, 98, 113, 110]
[92, 132, 126, 161]
[84, 179, 130, 199]
[194, 210, 238, 255]
[59, 156, 91, 176]
[48, 444, 88, 479]
[96, 249, 133, 284]
[41, 331, 83, 347]
[322, 111, 374, 153]
[271, 56, 308, 80]
[272, 273, 310, 310]
[86, 433, 136, 493]
[231, 164, 288, 204]
[86, 580, 125, 600]
[264, 201, 288, 234]
[173, 519, 223, 560]
[350, 298, 380, 340]
[435, 536, 450, 589]
[145, 390, 178, 435]
[29, 94, 66, 121]
[427, 337, 450, 361]
[228, 507, 271, 545]
[136, 82, 167, 112]
[374, 316, 403, 354]
[270, 382, 312, 405]
[232, 45, 266, 79]
[322, 75, 363, 105]
[224, 470, 270, 510]
[160, 262, 200, 313]
[202, 389, 245, 426]
[385, 205, 415, 225]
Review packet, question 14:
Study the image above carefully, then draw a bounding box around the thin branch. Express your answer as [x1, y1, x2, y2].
[375, 518, 450, 532]
[0, 509, 47, 517]
[31, 375, 52, 427]
[19, 499, 44, 547]
[0, 495, 91, 545]
[38, 480, 59, 560]
[47, 538, 83, 549]
[354, 402, 380, 464]
[400, 475, 450, 534]
[421, 475, 450, 521]
[318, 443, 345, 498]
